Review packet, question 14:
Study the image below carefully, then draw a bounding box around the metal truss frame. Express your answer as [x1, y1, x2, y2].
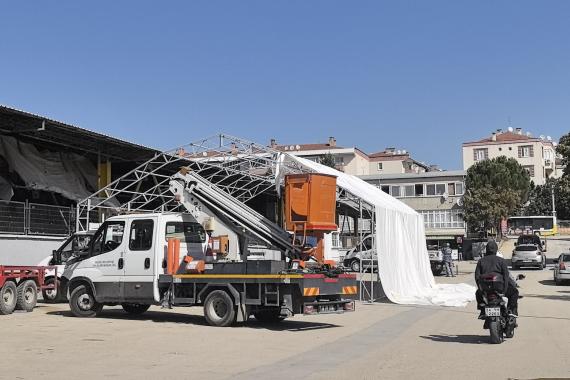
[75, 133, 381, 302]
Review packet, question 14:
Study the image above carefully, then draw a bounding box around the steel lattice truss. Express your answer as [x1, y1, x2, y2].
[75, 132, 380, 301]
[76, 134, 309, 231]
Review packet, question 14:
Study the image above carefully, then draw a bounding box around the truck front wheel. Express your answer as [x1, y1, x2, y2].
[69, 285, 103, 318]
[203, 290, 236, 327]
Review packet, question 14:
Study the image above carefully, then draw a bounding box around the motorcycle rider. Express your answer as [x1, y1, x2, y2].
[475, 240, 519, 318]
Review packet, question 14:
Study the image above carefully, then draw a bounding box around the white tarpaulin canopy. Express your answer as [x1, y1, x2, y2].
[291, 156, 475, 307]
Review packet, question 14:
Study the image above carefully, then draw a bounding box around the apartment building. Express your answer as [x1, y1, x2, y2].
[359, 171, 466, 247]
[271, 137, 370, 175]
[462, 128, 559, 185]
[368, 148, 430, 175]
[270, 138, 430, 176]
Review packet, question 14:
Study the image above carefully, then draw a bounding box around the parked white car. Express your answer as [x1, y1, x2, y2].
[553, 253, 570, 285]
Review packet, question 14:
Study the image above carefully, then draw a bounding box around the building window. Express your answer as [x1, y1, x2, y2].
[415, 184, 424, 196]
[331, 232, 340, 248]
[381, 185, 390, 194]
[377, 163, 383, 171]
[455, 182, 464, 195]
[426, 184, 446, 196]
[404, 185, 415, 197]
[448, 183, 456, 196]
[474, 148, 488, 162]
[518, 145, 534, 158]
[334, 156, 345, 166]
[420, 209, 465, 229]
[391, 186, 401, 197]
[524, 165, 535, 177]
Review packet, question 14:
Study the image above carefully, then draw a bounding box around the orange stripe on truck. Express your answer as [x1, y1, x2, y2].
[303, 287, 320, 296]
[342, 286, 357, 295]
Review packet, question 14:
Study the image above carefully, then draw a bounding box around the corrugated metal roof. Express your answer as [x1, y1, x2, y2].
[0, 104, 159, 162]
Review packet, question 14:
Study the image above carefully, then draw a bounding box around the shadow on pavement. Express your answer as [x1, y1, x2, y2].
[539, 280, 559, 286]
[45, 309, 340, 331]
[420, 334, 487, 345]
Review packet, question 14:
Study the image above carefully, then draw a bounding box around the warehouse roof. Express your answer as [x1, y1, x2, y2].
[0, 105, 159, 162]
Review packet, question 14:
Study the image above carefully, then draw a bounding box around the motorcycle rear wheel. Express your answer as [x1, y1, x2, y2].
[489, 320, 504, 344]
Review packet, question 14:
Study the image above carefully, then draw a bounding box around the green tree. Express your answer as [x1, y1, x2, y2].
[319, 153, 336, 168]
[557, 132, 570, 176]
[525, 179, 556, 216]
[463, 156, 531, 236]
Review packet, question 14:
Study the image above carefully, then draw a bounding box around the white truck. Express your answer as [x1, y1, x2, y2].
[62, 171, 357, 327]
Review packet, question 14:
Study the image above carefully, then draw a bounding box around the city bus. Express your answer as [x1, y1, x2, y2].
[506, 215, 558, 236]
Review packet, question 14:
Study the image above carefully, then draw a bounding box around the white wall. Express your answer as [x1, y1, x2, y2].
[0, 236, 66, 265]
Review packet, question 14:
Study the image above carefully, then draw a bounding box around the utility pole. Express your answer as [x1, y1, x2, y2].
[550, 184, 556, 217]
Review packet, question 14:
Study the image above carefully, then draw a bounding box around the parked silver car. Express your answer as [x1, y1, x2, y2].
[553, 254, 570, 285]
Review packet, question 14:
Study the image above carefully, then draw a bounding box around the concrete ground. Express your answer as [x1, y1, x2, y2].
[1, 237, 570, 380]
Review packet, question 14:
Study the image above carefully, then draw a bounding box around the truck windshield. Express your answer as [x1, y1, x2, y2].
[165, 222, 206, 243]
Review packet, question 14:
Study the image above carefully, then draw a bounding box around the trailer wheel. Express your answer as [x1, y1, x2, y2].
[69, 285, 103, 318]
[253, 308, 285, 323]
[0, 281, 17, 315]
[16, 280, 37, 312]
[204, 290, 236, 327]
[42, 278, 62, 303]
[122, 303, 150, 315]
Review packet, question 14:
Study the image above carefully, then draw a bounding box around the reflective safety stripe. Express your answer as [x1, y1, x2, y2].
[342, 286, 358, 295]
[303, 287, 320, 296]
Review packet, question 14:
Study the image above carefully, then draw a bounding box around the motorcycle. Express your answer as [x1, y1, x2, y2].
[478, 273, 525, 344]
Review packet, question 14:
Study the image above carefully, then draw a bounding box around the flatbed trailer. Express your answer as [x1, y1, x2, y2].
[159, 271, 357, 326]
[0, 265, 57, 315]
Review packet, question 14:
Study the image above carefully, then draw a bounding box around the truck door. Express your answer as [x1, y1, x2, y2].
[88, 220, 126, 302]
[123, 218, 156, 303]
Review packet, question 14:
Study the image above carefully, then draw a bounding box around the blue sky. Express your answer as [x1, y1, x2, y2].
[1, 1, 570, 169]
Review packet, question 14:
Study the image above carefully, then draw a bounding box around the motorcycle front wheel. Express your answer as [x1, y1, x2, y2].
[489, 320, 504, 344]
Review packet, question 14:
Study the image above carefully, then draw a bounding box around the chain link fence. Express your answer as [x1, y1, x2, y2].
[0, 200, 75, 236]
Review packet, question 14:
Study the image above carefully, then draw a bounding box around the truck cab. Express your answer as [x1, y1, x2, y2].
[63, 213, 208, 305]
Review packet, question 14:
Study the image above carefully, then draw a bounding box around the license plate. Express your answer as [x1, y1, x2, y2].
[485, 307, 501, 317]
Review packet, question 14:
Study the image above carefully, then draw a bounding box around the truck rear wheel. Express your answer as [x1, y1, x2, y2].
[253, 308, 286, 323]
[203, 290, 236, 327]
[0, 281, 17, 315]
[16, 280, 37, 312]
[122, 303, 150, 315]
[69, 285, 103, 318]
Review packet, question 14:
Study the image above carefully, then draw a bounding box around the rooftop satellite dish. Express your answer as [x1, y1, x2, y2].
[547, 136, 552, 141]
[289, 145, 295, 150]
[508, 127, 514, 132]
[540, 135, 545, 140]
[295, 144, 301, 150]
[402, 150, 407, 154]
[526, 132, 531, 137]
